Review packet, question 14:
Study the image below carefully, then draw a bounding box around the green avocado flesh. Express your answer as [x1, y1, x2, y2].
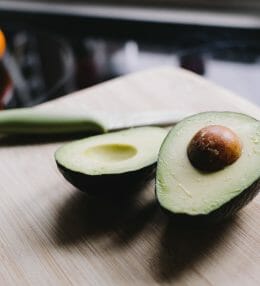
[55, 127, 167, 176]
[156, 112, 260, 216]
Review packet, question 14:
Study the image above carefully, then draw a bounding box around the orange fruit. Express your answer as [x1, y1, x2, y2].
[0, 30, 6, 58]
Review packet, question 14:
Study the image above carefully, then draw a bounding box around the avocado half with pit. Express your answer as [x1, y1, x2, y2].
[156, 112, 260, 223]
[55, 127, 167, 195]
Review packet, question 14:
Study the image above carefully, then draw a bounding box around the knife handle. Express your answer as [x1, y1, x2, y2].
[0, 108, 106, 135]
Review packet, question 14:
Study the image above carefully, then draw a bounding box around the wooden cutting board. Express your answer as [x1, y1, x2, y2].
[0, 67, 259, 286]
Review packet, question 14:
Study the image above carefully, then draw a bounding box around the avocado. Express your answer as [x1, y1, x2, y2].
[156, 112, 260, 223]
[55, 127, 167, 195]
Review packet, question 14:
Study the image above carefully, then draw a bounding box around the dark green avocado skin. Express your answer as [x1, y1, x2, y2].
[57, 161, 156, 196]
[156, 178, 260, 224]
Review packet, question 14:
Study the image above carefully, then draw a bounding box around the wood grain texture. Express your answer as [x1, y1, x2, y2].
[0, 67, 259, 286]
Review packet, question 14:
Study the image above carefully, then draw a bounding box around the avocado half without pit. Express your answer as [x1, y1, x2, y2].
[55, 127, 167, 195]
[156, 112, 260, 222]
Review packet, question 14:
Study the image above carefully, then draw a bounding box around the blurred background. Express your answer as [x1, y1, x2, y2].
[0, 0, 259, 109]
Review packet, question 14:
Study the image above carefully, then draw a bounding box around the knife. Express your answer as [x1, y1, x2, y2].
[0, 107, 193, 135]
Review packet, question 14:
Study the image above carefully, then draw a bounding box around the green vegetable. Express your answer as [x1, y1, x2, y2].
[55, 127, 168, 195]
[156, 112, 260, 222]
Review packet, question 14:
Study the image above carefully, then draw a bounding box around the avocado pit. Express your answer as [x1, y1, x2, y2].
[187, 125, 242, 172]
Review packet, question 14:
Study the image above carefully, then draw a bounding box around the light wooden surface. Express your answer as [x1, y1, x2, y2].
[0, 67, 259, 286]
